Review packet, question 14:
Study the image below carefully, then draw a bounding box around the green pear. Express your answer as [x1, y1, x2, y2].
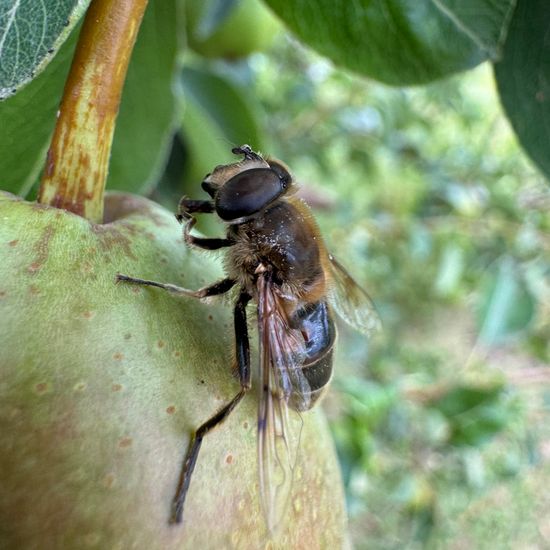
[0, 190, 348, 548]
[185, 0, 281, 59]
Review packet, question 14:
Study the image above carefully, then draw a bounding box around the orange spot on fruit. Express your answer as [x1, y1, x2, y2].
[8, 239, 18, 247]
[112, 384, 122, 392]
[102, 473, 116, 488]
[113, 352, 123, 361]
[166, 405, 176, 415]
[118, 437, 132, 448]
[35, 382, 49, 394]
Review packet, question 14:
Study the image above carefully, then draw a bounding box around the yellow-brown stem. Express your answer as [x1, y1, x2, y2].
[38, 0, 149, 222]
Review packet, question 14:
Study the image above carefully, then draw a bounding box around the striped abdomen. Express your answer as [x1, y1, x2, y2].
[288, 300, 336, 411]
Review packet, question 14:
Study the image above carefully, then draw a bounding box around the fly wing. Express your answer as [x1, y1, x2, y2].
[327, 254, 382, 337]
[256, 273, 308, 534]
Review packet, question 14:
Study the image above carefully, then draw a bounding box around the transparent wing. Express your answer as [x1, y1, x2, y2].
[327, 254, 382, 337]
[257, 273, 308, 534]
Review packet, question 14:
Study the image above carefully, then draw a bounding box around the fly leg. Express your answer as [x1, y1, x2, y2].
[176, 197, 233, 250]
[176, 197, 214, 222]
[115, 274, 235, 299]
[170, 291, 252, 525]
[116, 205, 233, 292]
[182, 216, 233, 250]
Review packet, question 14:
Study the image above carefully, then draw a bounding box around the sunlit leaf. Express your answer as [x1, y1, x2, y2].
[0, 27, 79, 196]
[0, 0, 180, 198]
[0, 0, 90, 99]
[477, 256, 535, 345]
[435, 244, 465, 297]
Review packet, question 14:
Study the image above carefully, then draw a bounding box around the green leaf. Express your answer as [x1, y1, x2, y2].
[106, 0, 180, 194]
[494, 0, 550, 182]
[451, 403, 509, 447]
[183, 66, 264, 148]
[0, 0, 180, 198]
[431, 385, 503, 419]
[179, 96, 233, 186]
[0, 27, 79, 196]
[337, 378, 397, 427]
[179, 66, 265, 184]
[429, 383, 510, 447]
[432, 0, 517, 59]
[477, 256, 535, 345]
[263, 0, 487, 85]
[0, 0, 90, 99]
[435, 244, 465, 297]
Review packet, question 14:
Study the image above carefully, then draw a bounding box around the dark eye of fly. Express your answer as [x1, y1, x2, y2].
[201, 178, 217, 198]
[215, 167, 290, 221]
[268, 161, 291, 188]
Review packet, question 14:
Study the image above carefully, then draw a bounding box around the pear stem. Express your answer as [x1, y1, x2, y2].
[37, 0, 149, 223]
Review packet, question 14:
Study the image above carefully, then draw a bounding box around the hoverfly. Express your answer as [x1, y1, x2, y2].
[116, 145, 380, 532]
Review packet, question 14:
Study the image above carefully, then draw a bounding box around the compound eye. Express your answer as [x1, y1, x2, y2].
[215, 167, 288, 221]
[201, 178, 217, 198]
[267, 160, 292, 188]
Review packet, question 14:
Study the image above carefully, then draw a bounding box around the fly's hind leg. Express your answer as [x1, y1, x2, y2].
[115, 274, 235, 299]
[170, 290, 252, 525]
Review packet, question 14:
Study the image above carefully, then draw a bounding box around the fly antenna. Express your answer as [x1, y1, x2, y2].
[232, 144, 263, 162]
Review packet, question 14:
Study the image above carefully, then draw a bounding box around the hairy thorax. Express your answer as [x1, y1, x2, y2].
[225, 199, 326, 306]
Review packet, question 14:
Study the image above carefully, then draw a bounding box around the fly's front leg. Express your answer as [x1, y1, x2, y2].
[182, 216, 233, 250]
[171, 291, 252, 525]
[176, 196, 232, 250]
[115, 274, 235, 299]
[117, 198, 233, 295]
[176, 196, 214, 223]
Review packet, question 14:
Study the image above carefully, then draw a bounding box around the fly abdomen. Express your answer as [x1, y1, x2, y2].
[289, 301, 336, 411]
